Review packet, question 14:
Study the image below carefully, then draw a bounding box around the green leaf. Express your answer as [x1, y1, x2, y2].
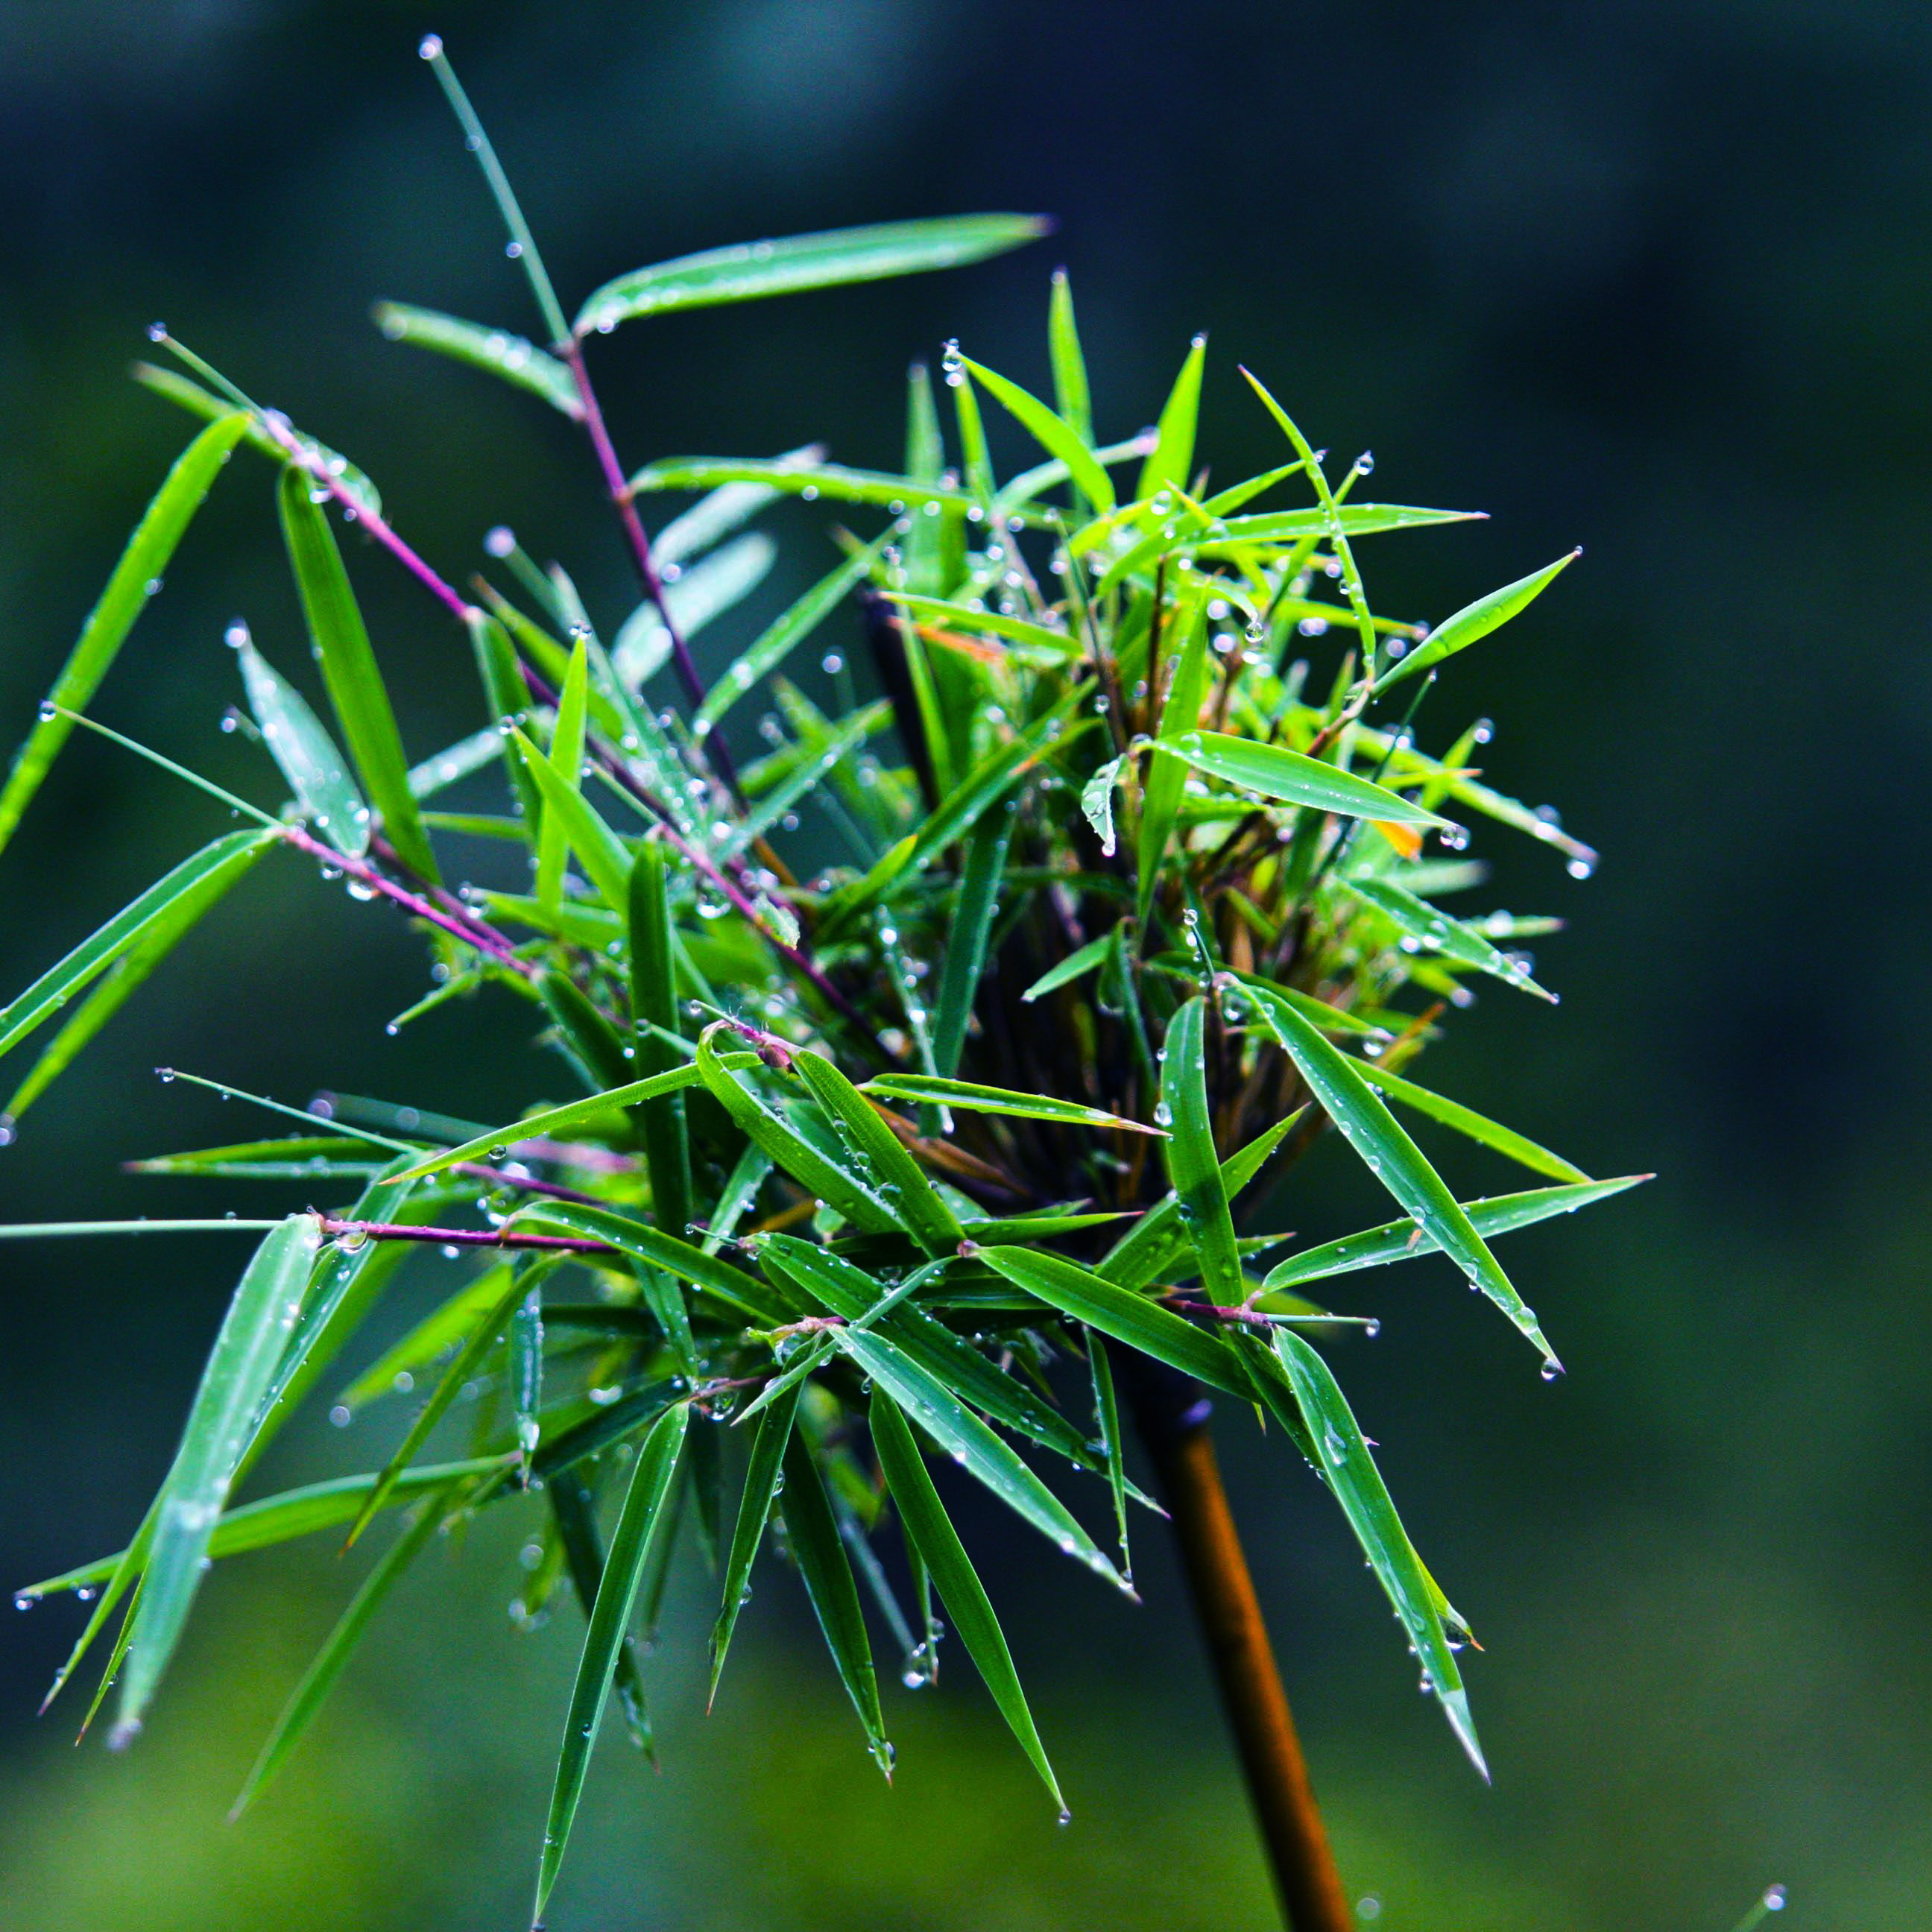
[1137, 580, 1211, 925]
[509, 727, 632, 909]
[777, 1426, 891, 1775]
[928, 817, 1012, 1080]
[1136, 334, 1206, 502]
[277, 464, 438, 882]
[791, 1049, 964, 1253]
[859, 1074, 1160, 1137]
[549, 1468, 655, 1754]
[231, 1471, 476, 1816]
[869, 1391, 1066, 1813]
[1261, 1328, 1483, 1774]
[115, 1213, 320, 1743]
[1262, 1177, 1647, 1293]
[698, 537, 887, 743]
[1251, 985, 1561, 1368]
[1087, 1334, 1131, 1581]
[0, 411, 250, 857]
[629, 456, 988, 517]
[693, 1026, 900, 1235]
[831, 1325, 1124, 1590]
[462, 610, 546, 826]
[335, 1263, 517, 1412]
[960, 356, 1115, 514]
[1160, 731, 1447, 827]
[1047, 269, 1093, 447]
[370, 302, 583, 417]
[1351, 1058, 1589, 1184]
[236, 634, 367, 856]
[1341, 873, 1555, 1000]
[613, 533, 775, 689]
[628, 844, 692, 1243]
[4, 828, 276, 1122]
[1193, 504, 1483, 545]
[537, 639, 591, 914]
[0, 830, 280, 1066]
[576, 214, 1049, 335]
[880, 593, 1085, 663]
[124, 1137, 387, 1182]
[709, 1375, 801, 1705]
[534, 1402, 688, 1925]
[656, 449, 818, 565]
[1160, 998, 1243, 1303]
[390, 1062, 704, 1184]
[1018, 932, 1112, 1005]
[978, 1246, 1249, 1397]
[1374, 551, 1579, 695]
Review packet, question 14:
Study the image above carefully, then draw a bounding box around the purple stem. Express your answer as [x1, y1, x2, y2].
[318, 1216, 613, 1255]
[558, 340, 742, 798]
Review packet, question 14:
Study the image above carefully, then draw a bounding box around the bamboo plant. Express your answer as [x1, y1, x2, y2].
[2, 40, 1641, 1932]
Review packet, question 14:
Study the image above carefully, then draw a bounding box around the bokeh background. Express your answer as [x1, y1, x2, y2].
[2, 2, 1927, 1927]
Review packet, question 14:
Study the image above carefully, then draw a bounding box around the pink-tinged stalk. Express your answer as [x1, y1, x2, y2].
[318, 1216, 613, 1255]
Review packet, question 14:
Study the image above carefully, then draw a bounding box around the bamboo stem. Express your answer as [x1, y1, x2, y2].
[1127, 1363, 1352, 1932]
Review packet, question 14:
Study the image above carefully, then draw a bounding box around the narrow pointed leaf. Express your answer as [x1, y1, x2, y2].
[1342, 873, 1555, 1000]
[1087, 1334, 1131, 1579]
[1019, 932, 1112, 1004]
[628, 844, 692, 1243]
[277, 464, 438, 881]
[629, 456, 986, 516]
[549, 1468, 654, 1753]
[576, 215, 1048, 334]
[1374, 551, 1579, 694]
[870, 1391, 1065, 1812]
[929, 817, 1011, 1079]
[1161, 731, 1446, 827]
[116, 1213, 320, 1742]
[1161, 998, 1243, 1302]
[1263, 1177, 1647, 1292]
[236, 637, 367, 856]
[1262, 1328, 1484, 1774]
[0, 411, 249, 856]
[1136, 335, 1206, 502]
[1251, 985, 1562, 1366]
[859, 1074, 1160, 1136]
[777, 1427, 890, 1773]
[534, 1403, 689, 1925]
[537, 639, 590, 912]
[1047, 269, 1093, 446]
[1352, 1059, 1589, 1183]
[709, 1376, 801, 1705]
[961, 356, 1114, 513]
[371, 302, 582, 417]
[510, 727, 632, 909]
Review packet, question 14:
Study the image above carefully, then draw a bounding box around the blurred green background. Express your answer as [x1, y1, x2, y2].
[2, 2, 1926, 1927]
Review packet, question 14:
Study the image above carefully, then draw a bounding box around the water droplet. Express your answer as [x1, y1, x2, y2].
[484, 525, 516, 558]
[1763, 1884, 1787, 1912]
[37, 701, 57, 723]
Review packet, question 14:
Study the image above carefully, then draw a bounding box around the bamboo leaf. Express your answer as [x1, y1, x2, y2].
[881, 593, 1085, 662]
[929, 818, 1012, 1080]
[1160, 731, 1447, 827]
[1047, 269, 1093, 447]
[1251, 985, 1562, 1368]
[0, 830, 280, 1066]
[709, 1375, 801, 1705]
[1374, 551, 1579, 695]
[1087, 1334, 1131, 1580]
[859, 1074, 1160, 1136]
[536, 640, 590, 913]
[1018, 932, 1112, 1004]
[576, 214, 1048, 335]
[960, 356, 1115, 514]
[277, 464, 438, 881]
[832, 1324, 1123, 1589]
[336, 1263, 517, 1412]
[656, 449, 818, 565]
[1260, 1328, 1484, 1774]
[510, 727, 632, 909]
[628, 845, 693, 1243]
[1351, 1058, 1590, 1184]
[870, 1390, 1066, 1813]
[695, 535, 884, 736]
[1341, 873, 1555, 1000]
[0, 411, 250, 857]
[978, 1246, 1250, 1397]
[629, 456, 990, 517]
[613, 533, 775, 689]
[548, 1468, 654, 1754]
[791, 1049, 964, 1253]
[1161, 998, 1243, 1303]
[779, 1427, 893, 1773]
[534, 1402, 689, 1925]
[1137, 581, 1211, 926]
[1136, 334, 1206, 502]
[1263, 1177, 1647, 1293]
[236, 634, 368, 856]
[391, 1062, 704, 1184]
[371, 302, 582, 417]
[114, 1213, 320, 1743]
